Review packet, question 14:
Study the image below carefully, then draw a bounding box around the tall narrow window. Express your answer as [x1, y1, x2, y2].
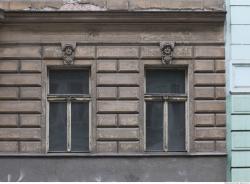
[48, 69, 90, 152]
[145, 69, 187, 152]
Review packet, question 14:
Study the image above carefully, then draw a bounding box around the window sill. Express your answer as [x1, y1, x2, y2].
[0, 152, 227, 157]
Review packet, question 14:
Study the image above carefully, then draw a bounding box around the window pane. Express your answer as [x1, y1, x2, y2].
[71, 102, 89, 152]
[49, 70, 89, 94]
[49, 102, 67, 152]
[146, 70, 185, 94]
[168, 102, 186, 151]
[146, 101, 164, 151]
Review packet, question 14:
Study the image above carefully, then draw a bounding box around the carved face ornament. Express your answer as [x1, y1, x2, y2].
[160, 42, 175, 65]
[65, 46, 73, 56]
[62, 44, 75, 65]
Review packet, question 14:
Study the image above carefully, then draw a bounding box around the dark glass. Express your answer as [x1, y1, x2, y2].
[146, 101, 164, 151]
[49, 70, 89, 94]
[49, 102, 67, 151]
[146, 70, 185, 94]
[71, 102, 89, 152]
[168, 102, 186, 151]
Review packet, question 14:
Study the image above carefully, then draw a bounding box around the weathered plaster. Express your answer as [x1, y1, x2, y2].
[0, 0, 224, 11]
[0, 156, 226, 182]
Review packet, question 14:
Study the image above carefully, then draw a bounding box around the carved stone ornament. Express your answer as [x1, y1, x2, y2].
[62, 43, 76, 65]
[160, 42, 175, 65]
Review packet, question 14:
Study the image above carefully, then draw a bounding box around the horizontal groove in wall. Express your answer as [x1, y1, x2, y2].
[97, 98, 139, 100]
[0, 57, 42, 60]
[231, 130, 250, 132]
[0, 99, 41, 101]
[97, 112, 139, 115]
[194, 71, 226, 74]
[97, 125, 139, 128]
[0, 42, 225, 47]
[0, 85, 41, 87]
[97, 84, 139, 87]
[0, 152, 227, 157]
[195, 112, 226, 114]
[195, 125, 225, 128]
[230, 92, 250, 95]
[97, 71, 139, 73]
[0, 112, 41, 114]
[194, 84, 226, 87]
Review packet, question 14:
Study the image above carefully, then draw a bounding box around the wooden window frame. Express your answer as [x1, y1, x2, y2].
[46, 67, 91, 153]
[144, 67, 188, 152]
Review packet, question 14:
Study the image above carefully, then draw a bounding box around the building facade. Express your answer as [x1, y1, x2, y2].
[0, 0, 226, 181]
[226, 0, 250, 181]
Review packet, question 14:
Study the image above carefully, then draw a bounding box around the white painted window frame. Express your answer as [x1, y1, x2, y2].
[230, 61, 250, 93]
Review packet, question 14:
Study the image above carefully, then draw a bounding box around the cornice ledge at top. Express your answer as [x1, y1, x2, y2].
[1, 10, 226, 24]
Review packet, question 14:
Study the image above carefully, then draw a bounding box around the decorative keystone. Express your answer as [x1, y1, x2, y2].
[160, 42, 175, 65]
[61, 42, 76, 65]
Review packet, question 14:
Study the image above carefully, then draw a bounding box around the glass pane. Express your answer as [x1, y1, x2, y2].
[146, 101, 164, 151]
[146, 70, 185, 94]
[49, 102, 67, 151]
[49, 70, 89, 94]
[168, 102, 186, 151]
[71, 102, 89, 152]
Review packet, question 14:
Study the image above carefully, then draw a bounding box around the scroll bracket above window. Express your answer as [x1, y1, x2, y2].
[160, 42, 175, 65]
[61, 42, 76, 65]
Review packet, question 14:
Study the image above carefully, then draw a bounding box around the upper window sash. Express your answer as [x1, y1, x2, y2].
[48, 69, 90, 95]
[145, 69, 186, 94]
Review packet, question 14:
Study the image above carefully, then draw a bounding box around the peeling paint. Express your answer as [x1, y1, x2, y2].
[60, 3, 107, 11]
[0, 157, 226, 181]
[94, 176, 102, 182]
[0, 0, 224, 11]
[10, 0, 107, 11]
[5, 170, 24, 182]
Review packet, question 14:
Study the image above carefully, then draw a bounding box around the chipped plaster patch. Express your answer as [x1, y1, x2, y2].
[60, 3, 107, 11]
[6, 0, 107, 11]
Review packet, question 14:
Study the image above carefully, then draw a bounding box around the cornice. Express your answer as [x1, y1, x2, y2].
[1, 10, 226, 24]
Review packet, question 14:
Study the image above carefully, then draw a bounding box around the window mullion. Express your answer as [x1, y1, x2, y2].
[163, 100, 168, 152]
[67, 99, 71, 152]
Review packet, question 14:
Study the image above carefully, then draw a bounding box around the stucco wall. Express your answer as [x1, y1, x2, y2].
[0, 156, 226, 182]
[227, 0, 250, 181]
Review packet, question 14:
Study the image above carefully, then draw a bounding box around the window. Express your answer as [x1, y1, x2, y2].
[47, 69, 90, 152]
[145, 69, 187, 152]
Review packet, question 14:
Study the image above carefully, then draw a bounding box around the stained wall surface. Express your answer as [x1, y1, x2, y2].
[0, 0, 225, 11]
[0, 0, 226, 181]
[0, 22, 226, 154]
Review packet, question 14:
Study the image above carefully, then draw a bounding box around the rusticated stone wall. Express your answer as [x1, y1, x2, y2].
[0, 0, 226, 155]
[0, 41, 226, 154]
[0, 1, 227, 181]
